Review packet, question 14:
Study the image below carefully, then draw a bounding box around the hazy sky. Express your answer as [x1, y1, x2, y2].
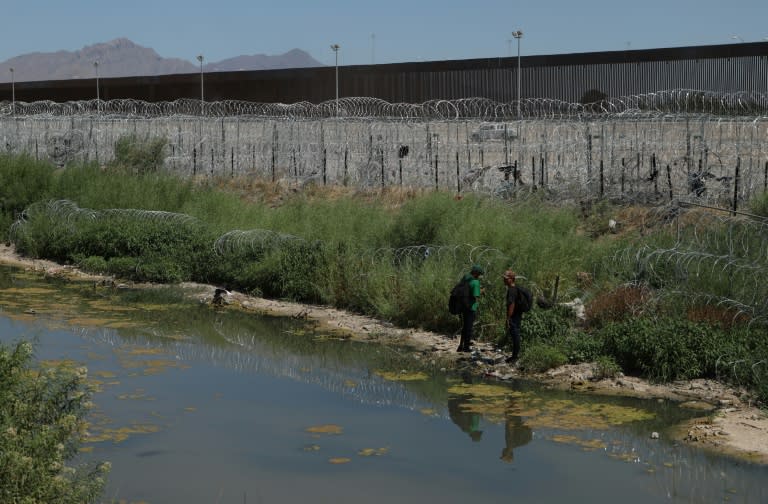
[3, 0, 767, 66]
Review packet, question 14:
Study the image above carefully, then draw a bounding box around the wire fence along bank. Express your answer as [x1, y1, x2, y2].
[1, 90, 768, 208]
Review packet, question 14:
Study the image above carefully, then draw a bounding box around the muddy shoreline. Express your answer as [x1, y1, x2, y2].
[1, 243, 766, 464]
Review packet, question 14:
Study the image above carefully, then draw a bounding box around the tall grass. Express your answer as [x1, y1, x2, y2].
[0, 154, 57, 237]
[2, 143, 767, 403]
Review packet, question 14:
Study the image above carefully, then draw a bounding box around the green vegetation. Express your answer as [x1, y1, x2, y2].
[749, 190, 768, 217]
[0, 341, 109, 503]
[112, 134, 168, 174]
[592, 355, 622, 380]
[1, 138, 767, 406]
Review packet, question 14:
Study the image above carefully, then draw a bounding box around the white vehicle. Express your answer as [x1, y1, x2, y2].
[470, 122, 518, 142]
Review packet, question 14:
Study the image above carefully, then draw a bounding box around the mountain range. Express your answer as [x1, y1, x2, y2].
[0, 38, 323, 83]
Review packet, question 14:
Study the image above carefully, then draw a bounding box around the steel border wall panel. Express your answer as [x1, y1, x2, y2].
[3, 42, 767, 104]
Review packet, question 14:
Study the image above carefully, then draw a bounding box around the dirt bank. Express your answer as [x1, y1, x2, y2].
[1, 243, 766, 464]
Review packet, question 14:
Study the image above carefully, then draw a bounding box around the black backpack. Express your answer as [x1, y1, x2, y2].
[448, 278, 473, 315]
[515, 285, 533, 313]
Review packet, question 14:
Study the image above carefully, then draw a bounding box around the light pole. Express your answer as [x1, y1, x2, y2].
[512, 30, 523, 119]
[370, 33, 375, 65]
[330, 44, 340, 117]
[93, 61, 99, 114]
[196, 54, 204, 115]
[9, 67, 14, 115]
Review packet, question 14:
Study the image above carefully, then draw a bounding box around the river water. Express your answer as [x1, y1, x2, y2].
[0, 265, 765, 503]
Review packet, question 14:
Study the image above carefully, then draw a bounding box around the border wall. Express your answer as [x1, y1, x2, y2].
[1, 42, 766, 104]
[2, 105, 766, 210]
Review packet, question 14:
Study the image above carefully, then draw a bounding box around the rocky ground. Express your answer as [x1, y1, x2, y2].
[1, 243, 767, 464]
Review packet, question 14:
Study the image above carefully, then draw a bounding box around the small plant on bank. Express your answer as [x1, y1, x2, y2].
[517, 343, 568, 373]
[597, 316, 720, 383]
[592, 355, 622, 380]
[0, 341, 109, 503]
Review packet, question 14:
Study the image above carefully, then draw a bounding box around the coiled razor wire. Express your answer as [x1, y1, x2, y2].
[361, 244, 507, 270]
[1, 89, 768, 120]
[213, 229, 305, 256]
[612, 205, 768, 324]
[2, 90, 767, 207]
[11, 199, 768, 325]
[10, 201, 508, 275]
[9, 199, 201, 243]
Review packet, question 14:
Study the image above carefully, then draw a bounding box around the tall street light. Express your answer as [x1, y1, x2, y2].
[512, 30, 523, 119]
[196, 54, 204, 115]
[93, 61, 100, 114]
[330, 44, 340, 117]
[9, 67, 14, 115]
[370, 33, 375, 65]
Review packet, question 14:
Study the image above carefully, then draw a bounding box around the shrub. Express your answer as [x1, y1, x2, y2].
[0, 341, 109, 503]
[106, 256, 140, 278]
[748, 191, 768, 217]
[560, 332, 604, 364]
[585, 284, 652, 328]
[0, 154, 55, 225]
[686, 304, 750, 329]
[519, 306, 574, 344]
[580, 199, 617, 238]
[597, 316, 721, 383]
[593, 355, 622, 380]
[75, 255, 108, 274]
[518, 343, 567, 373]
[111, 135, 168, 174]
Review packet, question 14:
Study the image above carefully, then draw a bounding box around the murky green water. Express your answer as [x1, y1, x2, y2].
[1, 265, 766, 503]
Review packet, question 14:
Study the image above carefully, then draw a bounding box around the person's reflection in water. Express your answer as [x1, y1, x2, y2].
[447, 393, 483, 442]
[500, 414, 532, 463]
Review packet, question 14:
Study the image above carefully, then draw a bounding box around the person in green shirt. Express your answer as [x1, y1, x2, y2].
[457, 264, 484, 353]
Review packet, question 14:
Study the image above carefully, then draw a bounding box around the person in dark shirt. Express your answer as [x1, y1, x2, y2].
[504, 270, 523, 363]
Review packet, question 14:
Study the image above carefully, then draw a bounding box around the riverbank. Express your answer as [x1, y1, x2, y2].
[1, 243, 766, 464]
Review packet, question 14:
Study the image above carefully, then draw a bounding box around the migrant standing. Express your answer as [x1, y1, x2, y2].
[504, 270, 524, 363]
[457, 264, 484, 353]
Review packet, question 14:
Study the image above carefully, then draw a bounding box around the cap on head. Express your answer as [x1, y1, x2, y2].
[471, 264, 485, 275]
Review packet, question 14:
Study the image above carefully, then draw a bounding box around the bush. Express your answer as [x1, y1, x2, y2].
[518, 343, 567, 373]
[748, 191, 768, 217]
[11, 204, 217, 283]
[0, 341, 109, 503]
[518, 306, 574, 345]
[75, 255, 109, 274]
[560, 332, 604, 364]
[593, 355, 622, 380]
[0, 154, 55, 225]
[585, 284, 652, 328]
[597, 316, 721, 383]
[236, 240, 330, 303]
[111, 135, 168, 174]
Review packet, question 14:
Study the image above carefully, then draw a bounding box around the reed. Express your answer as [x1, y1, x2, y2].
[2, 146, 767, 402]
